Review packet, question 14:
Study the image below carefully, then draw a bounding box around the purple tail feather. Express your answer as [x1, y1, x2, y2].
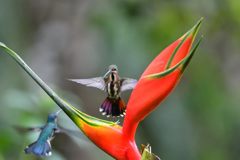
[99, 97, 126, 117]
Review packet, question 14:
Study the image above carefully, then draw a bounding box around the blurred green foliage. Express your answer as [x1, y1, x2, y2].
[1, 0, 240, 160]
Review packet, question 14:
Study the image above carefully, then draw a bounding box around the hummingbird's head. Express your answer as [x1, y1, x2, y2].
[108, 64, 118, 73]
[103, 65, 118, 77]
[47, 109, 62, 123]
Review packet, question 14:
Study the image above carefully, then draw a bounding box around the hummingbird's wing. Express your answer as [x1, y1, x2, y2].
[54, 127, 82, 137]
[28, 126, 44, 131]
[13, 125, 44, 134]
[120, 78, 138, 92]
[68, 77, 106, 91]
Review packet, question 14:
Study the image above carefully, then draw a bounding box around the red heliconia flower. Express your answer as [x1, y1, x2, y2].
[0, 18, 202, 160]
[123, 19, 202, 144]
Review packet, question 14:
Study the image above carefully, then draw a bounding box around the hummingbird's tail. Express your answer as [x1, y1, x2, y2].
[24, 140, 52, 156]
[99, 97, 126, 117]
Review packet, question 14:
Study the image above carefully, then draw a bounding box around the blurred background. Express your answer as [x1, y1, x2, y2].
[0, 0, 240, 160]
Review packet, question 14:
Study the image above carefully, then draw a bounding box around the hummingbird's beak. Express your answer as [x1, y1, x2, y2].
[103, 70, 111, 78]
[55, 109, 62, 116]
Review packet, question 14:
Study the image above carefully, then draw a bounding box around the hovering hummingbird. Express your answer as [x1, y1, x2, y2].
[69, 64, 138, 117]
[24, 110, 62, 156]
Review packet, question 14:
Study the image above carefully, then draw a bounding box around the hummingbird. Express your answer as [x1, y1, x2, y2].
[24, 109, 62, 156]
[69, 64, 138, 117]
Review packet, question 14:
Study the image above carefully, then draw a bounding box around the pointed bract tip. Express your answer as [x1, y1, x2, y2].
[180, 18, 202, 41]
[190, 18, 203, 37]
[195, 17, 203, 27]
[0, 42, 6, 47]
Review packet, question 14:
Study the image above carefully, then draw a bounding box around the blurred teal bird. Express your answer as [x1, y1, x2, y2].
[69, 64, 138, 117]
[24, 110, 62, 156]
